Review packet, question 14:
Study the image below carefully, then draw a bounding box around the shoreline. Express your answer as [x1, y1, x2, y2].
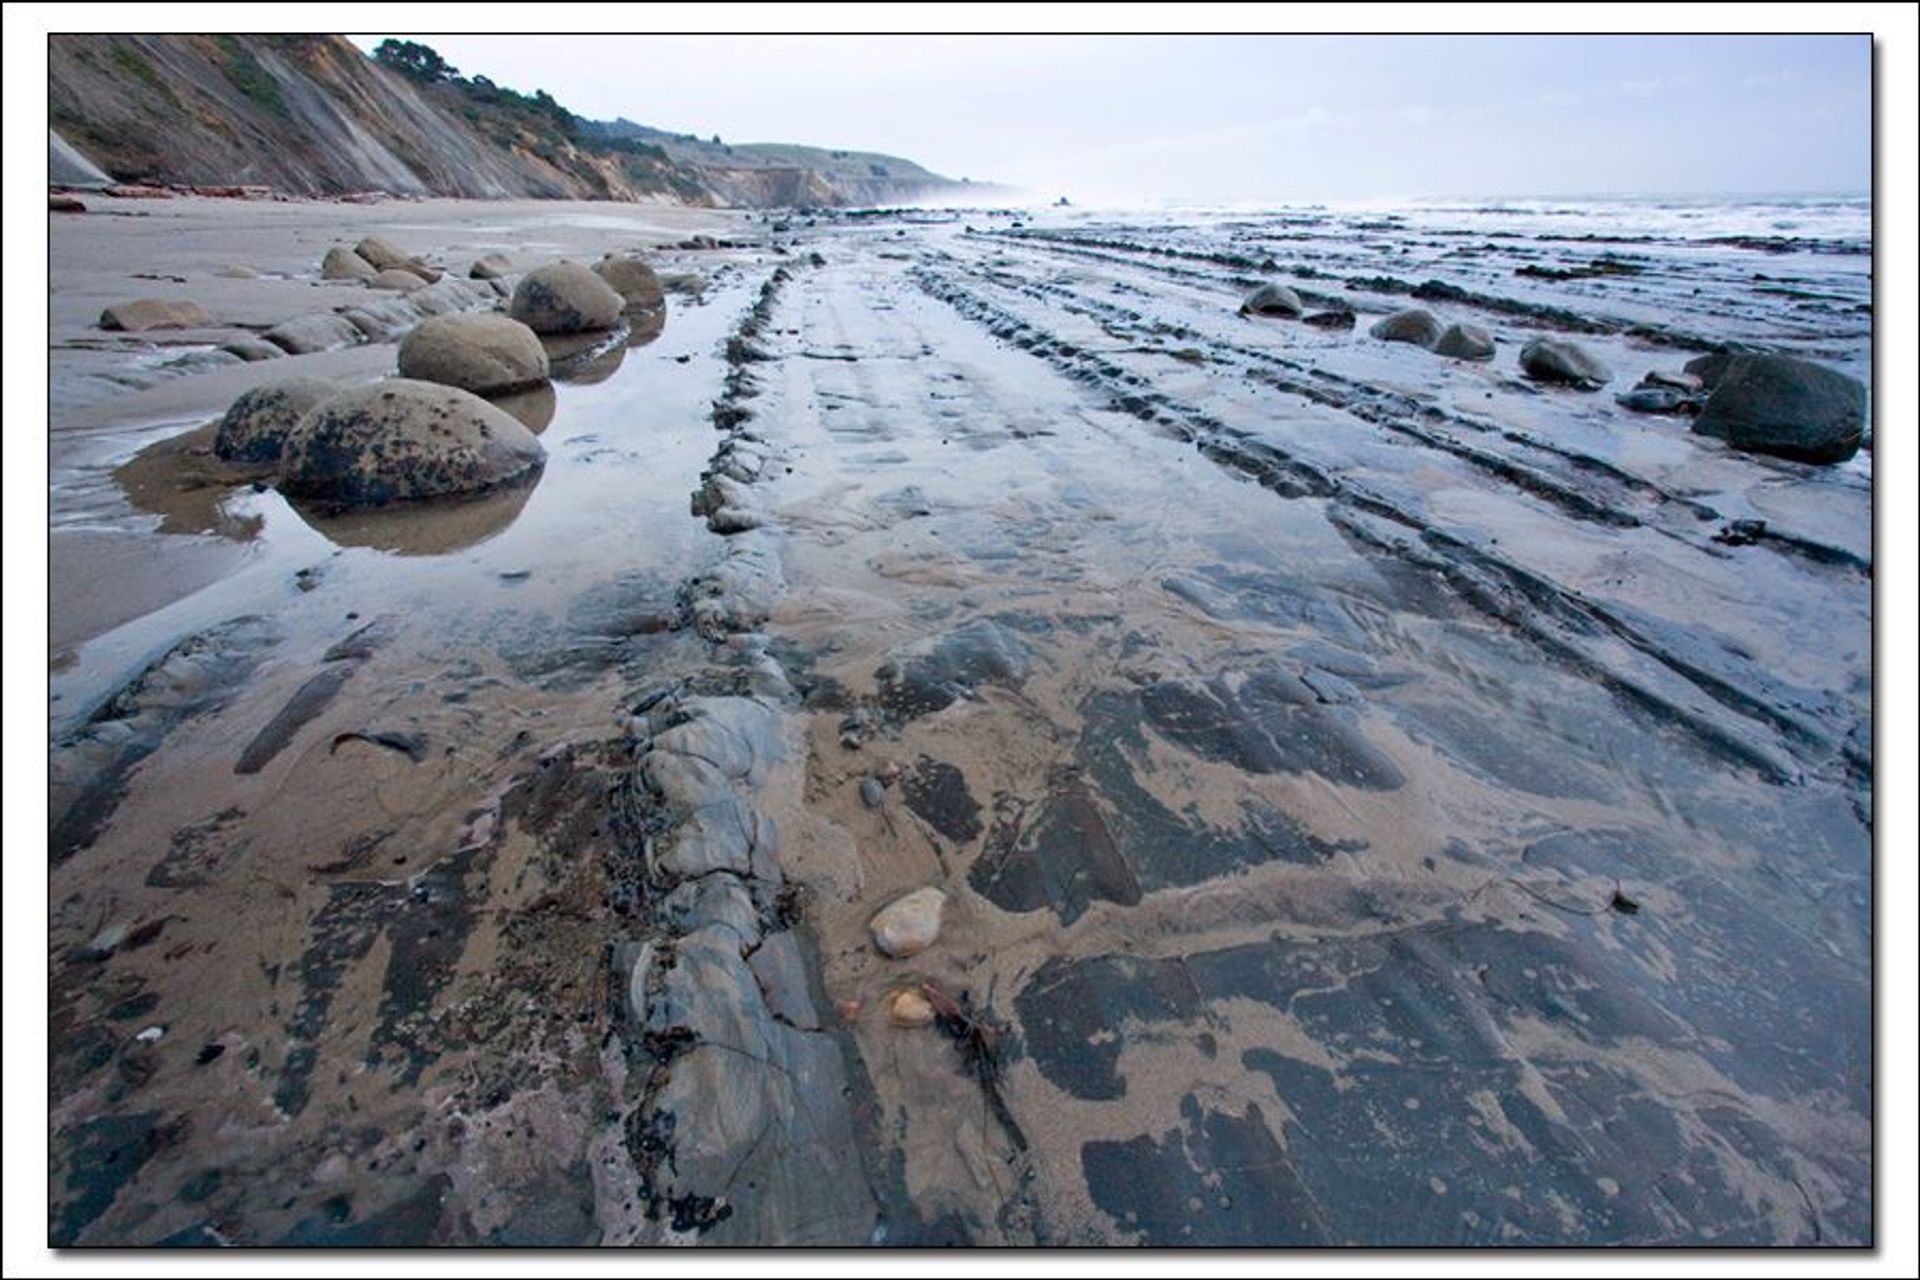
[40, 194, 1873, 1245]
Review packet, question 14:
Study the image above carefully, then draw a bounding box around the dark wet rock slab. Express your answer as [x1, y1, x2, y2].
[899, 755, 983, 843]
[50, 616, 278, 863]
[876, 617, 1031, 720]
[276, 845, 479, 1117]
[1138, 669, 1405, 790]
[1021, 885, 1868, 1243]
[50, 1111, 167, 1245]
[277, 1175, 452, 1246]
[233, 666, 356, 775]
[973, 686, 1361, 924]
[971, 770, 1142, 924]
[1084, 1096, 1330, 1245]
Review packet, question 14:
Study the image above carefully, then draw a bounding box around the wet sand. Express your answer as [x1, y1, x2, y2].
[45, 197, 1870, 1245]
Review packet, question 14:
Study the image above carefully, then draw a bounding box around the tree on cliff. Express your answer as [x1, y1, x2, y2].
[374, 39, 459, 83]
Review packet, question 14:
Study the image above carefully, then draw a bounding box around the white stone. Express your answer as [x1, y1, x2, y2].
[869, 887, 946, 958]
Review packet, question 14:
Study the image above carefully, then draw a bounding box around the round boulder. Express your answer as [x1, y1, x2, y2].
[1370, 308, 1443, 348]
[594, 254, 666, 311]
[398, 313, 550, 395]
[370, 268, 427, 293]
[1241, 283, 1304, 318]
[277, 379, 546, 511]
[1689, 354, 1865, 464]
[354, 236, 411, 271]
[1682, 353, 1740, 390]
[321, 247, 377, 281]
[469, 252, 514, 280]
[1616, 386, 1695, 415]
[213, 377, 337, 464]
[509, 262, 625, 335]
[1433, 323, 1495, 361]
[1520, 337, 1611, 389]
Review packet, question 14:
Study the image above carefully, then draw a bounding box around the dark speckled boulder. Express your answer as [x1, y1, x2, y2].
[1690, 354, 1865, 464]
[213, 377, 337, 464]
[398, 313, 550, 395]
[277, 379, 545, 511]
[593, 254, 666, 311]
[509, 262, 625, 335]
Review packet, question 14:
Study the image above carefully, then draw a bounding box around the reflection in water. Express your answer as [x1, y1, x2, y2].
[625, 305, 666, 349]
[113, 421, 267, 541]
[286, 469, 542, 555]
[560, 343, 627, 386]
[543, 327, 630, 384]
[491, 382, 557, 434]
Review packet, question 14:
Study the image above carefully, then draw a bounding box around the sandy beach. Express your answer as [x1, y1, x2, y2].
[44, 191, 1872, 1246]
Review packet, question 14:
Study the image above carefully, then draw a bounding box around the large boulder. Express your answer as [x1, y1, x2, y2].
[594, 254, 666, 310]
[1683, 353, 1740, 390]
[1241, 283, 1304, 318]
[1520, 337, 1610, 389]
[1433, 323, 1495, 361]
[213, 377, 336, 464]
[99, 299, 210, 332]
[509, 262, 625, 334]
[321, 247, 377, 281]
[1689, 355, 1865, 464]
[398, 313, 550, 396]
[277, 379, 545, 511]
[1369, 308, 1443, 348]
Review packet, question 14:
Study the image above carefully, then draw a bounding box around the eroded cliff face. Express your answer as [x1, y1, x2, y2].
[48, 34, 961, 207]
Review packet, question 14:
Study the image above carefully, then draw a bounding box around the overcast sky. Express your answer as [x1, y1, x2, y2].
[353, 34, 1868, 204]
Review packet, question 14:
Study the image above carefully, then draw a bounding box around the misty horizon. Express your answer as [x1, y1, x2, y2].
[350, 33, 1871, 205]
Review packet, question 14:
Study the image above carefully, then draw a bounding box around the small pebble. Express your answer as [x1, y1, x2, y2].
[135, 1025, 166, 1044]
[886, 989, 935, 1027]
[859, 776, 885, 808]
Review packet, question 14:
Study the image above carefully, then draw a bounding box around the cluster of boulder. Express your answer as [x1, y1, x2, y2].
[320, 236, 447, 292]
[1240, 283, 1867, 465]
[204, 239, 675, 517]
[214, 376, 545, 514]
[1609, 353, 1865, 462]
[1373, 307, 1500, 362]
[1246, 285, 1502, 369]
[1240, 283, 1354, 330]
